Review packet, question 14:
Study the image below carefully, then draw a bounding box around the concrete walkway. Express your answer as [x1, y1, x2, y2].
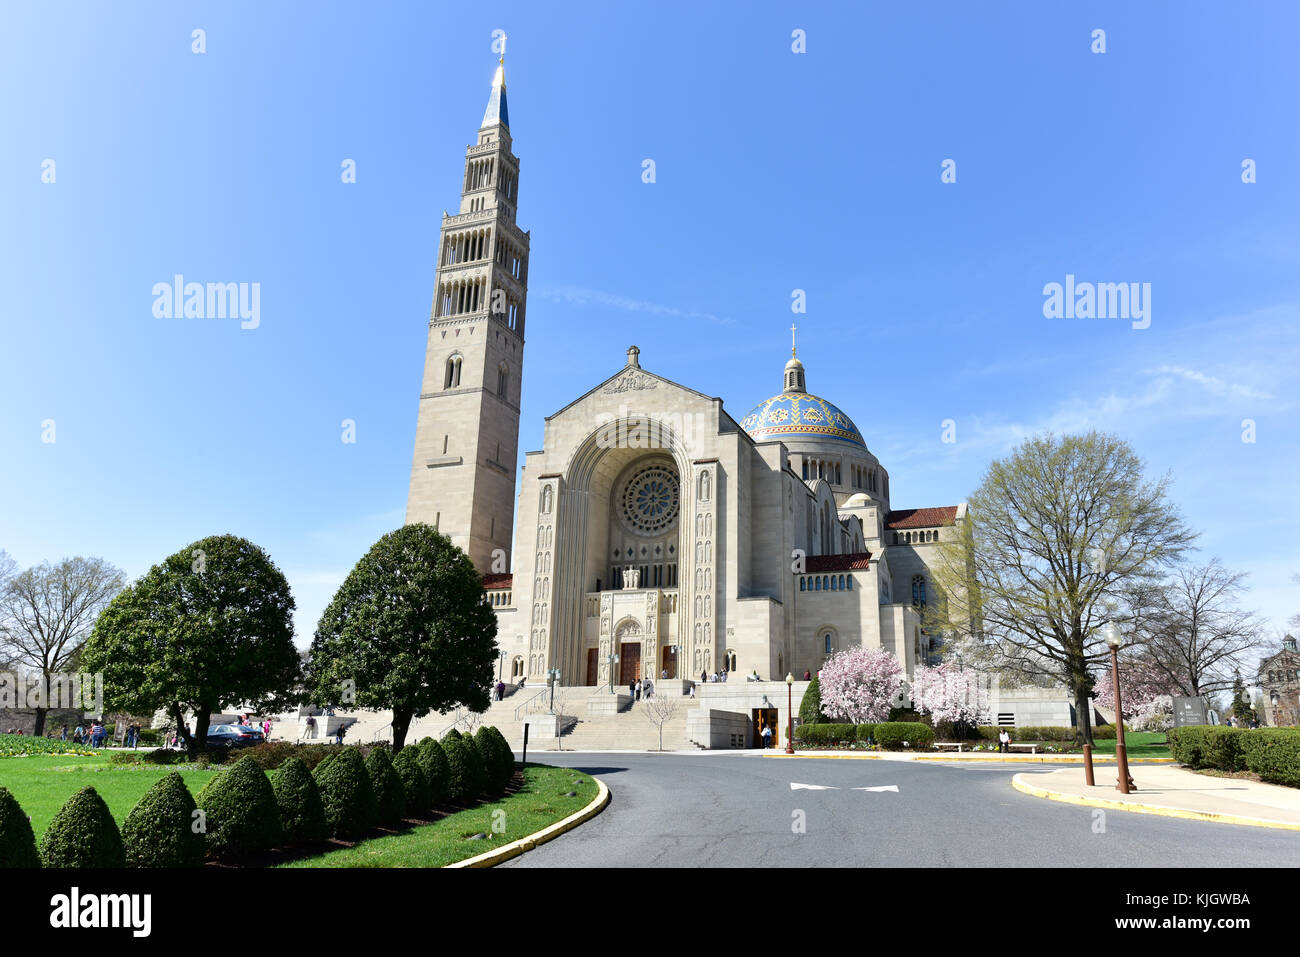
[1013, 764, 1300, 830]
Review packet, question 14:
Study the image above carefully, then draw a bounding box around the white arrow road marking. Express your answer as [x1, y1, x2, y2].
[790, 782, 839, 790]
[852, 785, 899, 792]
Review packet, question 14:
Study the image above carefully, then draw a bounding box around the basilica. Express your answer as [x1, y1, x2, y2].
[406, 58, 967, 693]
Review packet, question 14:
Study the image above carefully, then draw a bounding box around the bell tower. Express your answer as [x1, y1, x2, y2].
[406, 55, 529, 573]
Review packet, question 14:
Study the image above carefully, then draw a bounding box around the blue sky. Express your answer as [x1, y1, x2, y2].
[2, 1, 1297, 649]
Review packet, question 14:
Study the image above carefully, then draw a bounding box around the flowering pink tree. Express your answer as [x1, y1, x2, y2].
[819, 648, 906, 723]
[1092, 660, 1175, 720]
[910, 663, 991, 725]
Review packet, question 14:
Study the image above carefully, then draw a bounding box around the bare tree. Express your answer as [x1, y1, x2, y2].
[926, 432, 1195, 745]
[0, 556, 125, 735]
[643, 690, 680, 751]
[1132, 559, 1264, 697]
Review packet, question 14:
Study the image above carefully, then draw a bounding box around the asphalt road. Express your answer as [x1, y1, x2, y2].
[505, 752, 1300, 867]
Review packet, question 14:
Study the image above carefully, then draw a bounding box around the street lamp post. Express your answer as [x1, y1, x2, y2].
[785, 673, 795, 754]
[1106, 623, 1135, 794]
[548, 668, 561, 713]
[607, 654, 619, 694]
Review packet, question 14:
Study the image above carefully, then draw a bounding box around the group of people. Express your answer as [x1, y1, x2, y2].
[1225, 715, 1261, 729]
[702, 669, 729, 684]
[237, 715, 273, 739]
[628, 677, 653, 701]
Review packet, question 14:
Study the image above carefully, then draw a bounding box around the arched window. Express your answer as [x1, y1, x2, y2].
[444, 354, 463, 389]
[824, 633, 833, 654]
[497, 362, 509, 396]
[912, 575, 927, 608]
[846, 576, 853, 591]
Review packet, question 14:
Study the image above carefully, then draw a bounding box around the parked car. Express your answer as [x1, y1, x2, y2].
[206, 724, 265, 749]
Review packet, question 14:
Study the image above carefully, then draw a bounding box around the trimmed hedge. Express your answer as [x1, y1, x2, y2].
[1167, 726, 1247, 771]
[0, 786, 40, 868]
[873, 722, 936, 751]
[313, 746, 377, 839]
[122, 772, 205, 868]
[793, 723, 877, 746]
[40, 786, 126, 868]
[417, 737, 451, 804]
[365, 748, 407, 825]
[441, 734, 481, 803]
[394, 746, 432, 813]
[272, 758, 329, 844]
[1241, 729, 1300, 787]
[196, 755, 284, 859]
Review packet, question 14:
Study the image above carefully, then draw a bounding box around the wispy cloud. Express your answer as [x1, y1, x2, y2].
[1145, 365, 1272, 402]
[538, 284, 738, 327]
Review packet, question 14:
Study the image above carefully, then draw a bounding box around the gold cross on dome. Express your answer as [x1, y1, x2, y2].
[790, 323, 797, 357]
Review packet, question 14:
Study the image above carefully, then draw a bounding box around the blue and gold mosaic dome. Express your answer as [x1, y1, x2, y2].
[740, 392, 866, 447]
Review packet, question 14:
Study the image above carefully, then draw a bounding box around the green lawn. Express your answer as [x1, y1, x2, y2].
[1076, 732, 1171, 758]
[0, 753, 223, 840]
[280, 763, 598, 868]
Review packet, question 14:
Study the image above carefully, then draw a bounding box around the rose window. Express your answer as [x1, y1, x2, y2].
[620, 465, 680, 536]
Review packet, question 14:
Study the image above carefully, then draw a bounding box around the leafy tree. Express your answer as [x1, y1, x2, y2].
[79, 535, 300, 754]
[1232, 673, 1252, 723]
[0, 556, 124, 735]
[910, 663, 991, 727]
[927, 431, 1195, 745]
[819, 648, 906, 723]
[306, 524, 497, 751]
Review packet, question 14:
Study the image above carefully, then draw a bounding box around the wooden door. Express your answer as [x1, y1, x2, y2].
[662, 646, 677, 679]
[586, 649, 598, 686]
[619, 643, 642, 685]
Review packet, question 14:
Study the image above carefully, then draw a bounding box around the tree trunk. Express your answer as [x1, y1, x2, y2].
[170, 704, 193, 752]
[33, 706, 48, 738]
[392, 708, 413, 752]
[192, 710, 212, 755]
[1073, 685, 1094, 747]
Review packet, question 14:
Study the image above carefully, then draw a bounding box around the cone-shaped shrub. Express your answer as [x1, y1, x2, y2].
[460, 733, 487, 798]
[475, 726, 507, 795]
[486, 726, 516, 787]
[314, 746, 377, 839]
[40, 786, 125, 868]
[273, 758, 328, 844]
[393, 746, 432, 813]
[417, 737, 450, 804]
[365, 748, 406, 825]
[313, 751, 337, 777]
[196, 755, 283, 859]
[122, 772, 205, 868]
[0, 786, 39, 868]
[442, 728, 461, 740]
[442, 735, 481, 802]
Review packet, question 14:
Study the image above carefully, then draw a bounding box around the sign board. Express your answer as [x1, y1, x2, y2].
[1172, 695, 1208, 727]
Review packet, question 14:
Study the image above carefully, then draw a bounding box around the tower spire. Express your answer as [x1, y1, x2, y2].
[782, 329, 806, 394]
[482, 51, 509, 130]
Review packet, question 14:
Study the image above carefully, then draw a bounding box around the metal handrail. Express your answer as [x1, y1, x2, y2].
[513, 687, 551, 721]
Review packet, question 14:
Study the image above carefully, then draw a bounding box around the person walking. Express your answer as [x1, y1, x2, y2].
[263, 718, 272, 741]
[628, 679, 636, 703]
[761, 723, 773, 749]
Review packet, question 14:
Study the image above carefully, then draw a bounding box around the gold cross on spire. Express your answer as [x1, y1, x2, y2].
[790, 323, 797, 357]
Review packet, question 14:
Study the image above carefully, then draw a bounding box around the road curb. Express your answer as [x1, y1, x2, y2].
[446, 774, 611, 868]
[1011, 773, 1300, 831]
[766, 752, 1174, 764]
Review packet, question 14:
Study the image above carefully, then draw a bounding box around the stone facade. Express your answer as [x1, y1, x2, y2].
[1258, 635, 1300, 727]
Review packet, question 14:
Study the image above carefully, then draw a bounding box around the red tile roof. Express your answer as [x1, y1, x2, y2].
[483, 573, 513, 589]
[885, 506, 959, 529]
[805, 551, 873, 572]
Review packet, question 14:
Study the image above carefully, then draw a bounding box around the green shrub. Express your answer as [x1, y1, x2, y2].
[137, 729, 163, 746]
[887, 707, 923, 723]
[855, 723, 878, 743]
[475, 726, 513, 795]
[272, 758, 328, 844]
[365, 748, 406, 825]
[196, 755, 283, 859]
[40, 786, 125, 868]
[122, 772, 205, 868]
[393, 747, 432, 813]
[417, 737, 450, 804]
[442, 735, 481, 802]
[1241, 729, 1300, 787]
[799, 676, 826, 725]
[1168, 726, 1248, 770]
[873, 722, 935, 751]
[313, 746, 377, 839]
[144, 748, 187, 765]
[460, 734, 488, 798]
[442, 728, 462, 740]
[0, 786, 39, 868]
[486, 726, 516, 787]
